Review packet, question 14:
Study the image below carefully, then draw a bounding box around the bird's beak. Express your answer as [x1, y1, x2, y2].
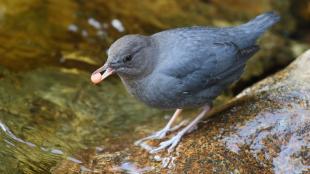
[91, 64, 115, 84]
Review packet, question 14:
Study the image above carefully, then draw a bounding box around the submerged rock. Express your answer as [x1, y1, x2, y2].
[53, 50, 310, 173]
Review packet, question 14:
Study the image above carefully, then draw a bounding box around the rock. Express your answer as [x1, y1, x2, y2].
[53, 50, 310, 173]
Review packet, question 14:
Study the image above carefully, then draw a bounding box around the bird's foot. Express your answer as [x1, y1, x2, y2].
[134, 127, 170, 146]
[137, 105, 210, 154]
[134, 120, 188, 146]
[149, 130, 186, 154]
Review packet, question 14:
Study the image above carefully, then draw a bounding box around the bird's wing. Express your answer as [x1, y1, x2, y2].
[160, 41, 258, 95]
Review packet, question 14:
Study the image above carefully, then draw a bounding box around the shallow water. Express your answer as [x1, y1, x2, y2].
[0, 0, 309, 173]
[0, 66, 167, 173]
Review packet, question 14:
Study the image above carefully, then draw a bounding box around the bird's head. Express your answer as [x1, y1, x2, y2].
[91, 35, 156, 84]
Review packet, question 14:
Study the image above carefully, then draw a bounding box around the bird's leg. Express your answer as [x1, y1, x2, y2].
[134, 109, 183, 146]
[150, 105, 210, 154]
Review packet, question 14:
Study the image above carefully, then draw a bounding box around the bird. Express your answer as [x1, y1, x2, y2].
[90, 12, 280, 153]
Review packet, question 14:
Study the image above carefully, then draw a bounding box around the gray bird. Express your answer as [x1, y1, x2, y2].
[91, 12, 280, 153]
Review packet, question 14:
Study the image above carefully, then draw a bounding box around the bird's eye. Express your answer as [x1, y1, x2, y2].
[123, 55, 133, 63]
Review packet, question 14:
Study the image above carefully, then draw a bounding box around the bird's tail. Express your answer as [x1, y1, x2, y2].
[241, 11, 280, 34]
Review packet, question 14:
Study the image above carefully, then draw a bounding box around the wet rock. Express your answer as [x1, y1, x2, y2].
[53, 50, 310, 173]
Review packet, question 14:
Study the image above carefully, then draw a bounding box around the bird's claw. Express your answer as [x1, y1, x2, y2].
[134, 120, 188, 146]
[155, 127, 170, 139]
[149, 133, 183, 154]
[134, 127, 170, 146]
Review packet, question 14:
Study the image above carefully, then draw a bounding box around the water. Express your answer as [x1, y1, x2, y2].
[0, 0, 309, 173]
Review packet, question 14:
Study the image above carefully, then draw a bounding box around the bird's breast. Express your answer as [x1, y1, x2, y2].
[120, 77, 152, 103]
[120, 76, 173, 109]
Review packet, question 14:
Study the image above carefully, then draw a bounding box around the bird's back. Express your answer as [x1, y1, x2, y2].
[153, 12, 279, 52]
